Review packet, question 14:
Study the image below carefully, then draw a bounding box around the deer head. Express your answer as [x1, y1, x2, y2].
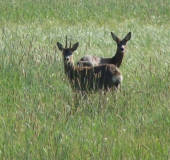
[111, 32, 131, 54]
[57, 36, 79, 65]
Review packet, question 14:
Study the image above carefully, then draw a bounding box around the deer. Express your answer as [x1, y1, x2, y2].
[57, 36, 123, 94]
[77, 32, 131, 68]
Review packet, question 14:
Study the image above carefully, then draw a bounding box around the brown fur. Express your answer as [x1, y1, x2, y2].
[77, 32, 131, 68]
[57, 39, 123, 93]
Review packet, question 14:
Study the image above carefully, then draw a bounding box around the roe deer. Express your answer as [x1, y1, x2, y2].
[57, 37, 123, 93]
[77, 32, 131, 68]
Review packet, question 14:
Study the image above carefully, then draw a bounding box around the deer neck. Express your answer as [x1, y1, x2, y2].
[64, 62, 75, 82]
[112, 49, 124, 68]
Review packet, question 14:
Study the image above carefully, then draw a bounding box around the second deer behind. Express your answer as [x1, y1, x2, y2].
[77, 32, 131, 68]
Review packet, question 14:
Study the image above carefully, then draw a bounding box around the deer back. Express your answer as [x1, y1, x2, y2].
[77, 32, 131, 67]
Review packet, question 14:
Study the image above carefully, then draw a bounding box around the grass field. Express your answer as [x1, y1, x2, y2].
[0, 0, 170, 159]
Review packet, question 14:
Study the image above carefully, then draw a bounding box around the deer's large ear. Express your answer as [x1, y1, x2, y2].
[111, 32, 119, 42]
[71, 42, 79, 52]
[57, 42, 64, 51]
[124, 32, 131, 41]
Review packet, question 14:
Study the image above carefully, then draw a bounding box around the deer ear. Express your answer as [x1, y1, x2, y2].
[71, 42, 79, 52]
[124, 32, 131, 41]
[57, 42, 64, 51]
[111, 32, 119, 42]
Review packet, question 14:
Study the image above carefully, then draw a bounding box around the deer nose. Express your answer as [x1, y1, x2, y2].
[120, 48, 124, 52]
[65, 57, 69, 61]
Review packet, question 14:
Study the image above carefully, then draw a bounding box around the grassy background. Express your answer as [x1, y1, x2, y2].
[0, 0, 170, 159]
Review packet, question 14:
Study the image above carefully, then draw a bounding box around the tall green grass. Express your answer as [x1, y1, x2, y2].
[0, 0, 170, 159]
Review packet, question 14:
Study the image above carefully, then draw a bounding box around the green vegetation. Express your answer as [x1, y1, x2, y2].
[0, 0, 170, 159]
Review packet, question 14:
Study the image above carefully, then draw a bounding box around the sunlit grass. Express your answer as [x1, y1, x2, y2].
[0, 0, 170, 159]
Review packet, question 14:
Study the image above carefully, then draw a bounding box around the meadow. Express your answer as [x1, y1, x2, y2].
[0, 0, 170, 159]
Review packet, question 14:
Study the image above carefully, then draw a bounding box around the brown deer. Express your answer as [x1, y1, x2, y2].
[57, 37, 123, 94]
[77, 32, 131, 68]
